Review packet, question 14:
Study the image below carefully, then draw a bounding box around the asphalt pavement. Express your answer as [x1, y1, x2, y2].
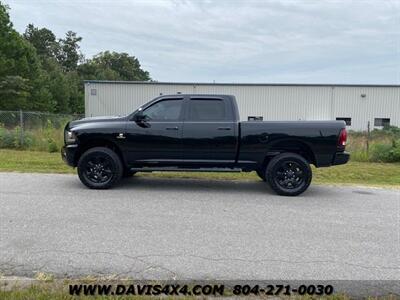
[0, 172, 399, 281]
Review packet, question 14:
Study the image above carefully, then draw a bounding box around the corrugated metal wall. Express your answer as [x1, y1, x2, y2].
[85, 82, 400, 131]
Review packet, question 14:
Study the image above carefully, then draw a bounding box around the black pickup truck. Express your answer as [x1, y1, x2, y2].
[62, 94, 349, 196]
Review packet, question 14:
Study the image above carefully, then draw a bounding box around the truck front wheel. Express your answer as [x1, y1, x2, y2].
[266, 153, 312, 196]
[77, 147, 123, 189]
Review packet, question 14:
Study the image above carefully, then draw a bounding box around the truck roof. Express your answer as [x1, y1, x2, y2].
[156, 94, 235, 98]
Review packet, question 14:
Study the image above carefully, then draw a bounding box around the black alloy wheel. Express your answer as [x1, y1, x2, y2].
[274, 161, 305, 189]
[77, 147, 123, 189]
[84, 155, 114, 184]
[266, 153, 312, 196]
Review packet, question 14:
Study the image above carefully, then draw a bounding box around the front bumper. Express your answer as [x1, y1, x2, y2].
[332, 151, 350, 165]
[61, 144, 78, 167]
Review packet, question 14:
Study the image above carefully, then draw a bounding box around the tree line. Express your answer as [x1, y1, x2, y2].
[0, 2, 151, 114]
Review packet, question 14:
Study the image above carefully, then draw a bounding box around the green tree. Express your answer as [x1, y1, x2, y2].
[65, 71, 84, 113]
[23, 24, 59, 59]
[22, 24, 82, 113]
[78, 51, 150, 81]
[1, 2, 152, 114]
[41, 57, 70, 112]
[0, 76, 30, 110]
[0, 2, 53, 111]
[57, 31, 83, 71]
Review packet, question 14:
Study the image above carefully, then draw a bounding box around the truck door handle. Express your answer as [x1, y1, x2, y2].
[217, 127, 232, 130]
[165, 127, 179, 130]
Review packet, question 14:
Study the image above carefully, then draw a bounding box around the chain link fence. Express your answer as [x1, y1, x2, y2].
[0, 110, 84, 152]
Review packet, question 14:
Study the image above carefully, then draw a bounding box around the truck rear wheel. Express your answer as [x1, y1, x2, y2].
[266, 153, 312, 196]
[77, 147, 123, 189]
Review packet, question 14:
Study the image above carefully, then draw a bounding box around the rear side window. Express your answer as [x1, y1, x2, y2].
[143, 99, 182, 121]
[188, 99, 226, 121]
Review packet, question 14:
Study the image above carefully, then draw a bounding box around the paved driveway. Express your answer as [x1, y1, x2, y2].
[0, 172, 399, 280]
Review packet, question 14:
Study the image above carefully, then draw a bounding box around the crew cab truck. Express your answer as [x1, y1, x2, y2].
[62, 94, 349, 196]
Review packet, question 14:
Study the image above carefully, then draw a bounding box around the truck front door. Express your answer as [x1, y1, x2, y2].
[125, 97, 184, 165]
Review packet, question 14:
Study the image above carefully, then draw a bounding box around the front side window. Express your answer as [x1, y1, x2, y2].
[143, 99, 182, 121]
[188, 99, 226, 121]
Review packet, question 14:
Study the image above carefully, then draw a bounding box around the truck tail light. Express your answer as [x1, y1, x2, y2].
[337, 128, 347, 150]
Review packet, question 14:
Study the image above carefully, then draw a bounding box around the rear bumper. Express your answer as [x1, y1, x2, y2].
[332, 151, 350, 165]
[61, 144, 78, 167]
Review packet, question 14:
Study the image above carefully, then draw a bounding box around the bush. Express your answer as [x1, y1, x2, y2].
[369, 144, 393, 162]
[0, 124, 36, 150]
[370, 126, 400, 140]
[0, 126, 64, 152]
[0, 112, 81, 152]
[383, 125, 400, 136]
[47, 138, 58, 153]
[348, 126, 400, 163]
[369, 141, 400, 163]
[0, 124, 15, 148]
[388, 140, 400, 162]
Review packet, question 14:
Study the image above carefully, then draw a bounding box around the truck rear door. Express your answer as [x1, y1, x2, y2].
[181, 96, 238, 164]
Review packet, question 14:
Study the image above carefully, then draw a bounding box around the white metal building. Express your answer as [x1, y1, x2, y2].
[84, 81, 400, 131]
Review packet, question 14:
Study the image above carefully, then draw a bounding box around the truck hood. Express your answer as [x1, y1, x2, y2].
[68, 115, 127, 128]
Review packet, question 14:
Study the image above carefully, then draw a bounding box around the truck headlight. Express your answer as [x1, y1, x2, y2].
[65, 130, 76, 143]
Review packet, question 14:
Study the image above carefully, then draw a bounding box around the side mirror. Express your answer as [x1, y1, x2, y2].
[133, 112, 146, 122]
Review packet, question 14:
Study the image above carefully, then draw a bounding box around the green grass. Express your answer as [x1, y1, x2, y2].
[0, 149, 75, 174]
[0, 149, 399, 188]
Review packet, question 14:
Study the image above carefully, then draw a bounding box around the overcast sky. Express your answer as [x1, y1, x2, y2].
[5, 0, 400, 84]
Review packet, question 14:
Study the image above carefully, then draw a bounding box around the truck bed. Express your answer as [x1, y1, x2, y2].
[239, 120, 345, 167]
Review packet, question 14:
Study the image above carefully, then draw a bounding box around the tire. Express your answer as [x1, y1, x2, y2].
[77, 147, 123, 189]
[266, 153, 312, 196]
[256, 169, 266, 181]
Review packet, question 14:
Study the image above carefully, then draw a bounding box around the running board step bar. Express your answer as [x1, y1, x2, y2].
[129, 167, 242, 173]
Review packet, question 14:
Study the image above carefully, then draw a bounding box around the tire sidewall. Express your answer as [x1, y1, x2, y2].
[266, 153, 312, 196]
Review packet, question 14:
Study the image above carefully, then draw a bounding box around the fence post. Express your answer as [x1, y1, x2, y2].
[366, 121, 370, 155]
[19, 109, 24, 147]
